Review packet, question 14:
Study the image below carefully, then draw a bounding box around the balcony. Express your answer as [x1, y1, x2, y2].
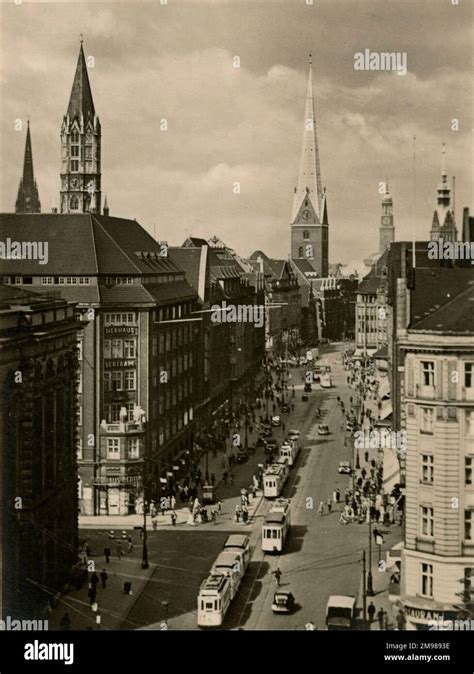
[100, 420, 146, 434]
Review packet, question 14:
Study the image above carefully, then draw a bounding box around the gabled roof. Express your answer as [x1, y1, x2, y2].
[249, 250, 269, 260]
[168, 247, 203, 293]
[182, 237, 208, 248]
[410, 269, 474, 332]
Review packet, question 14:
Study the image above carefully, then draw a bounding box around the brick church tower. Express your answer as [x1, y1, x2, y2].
[15, 121, 41, 214]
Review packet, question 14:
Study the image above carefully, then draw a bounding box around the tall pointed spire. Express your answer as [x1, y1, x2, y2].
[60, 40, 101, 214]
[67, 41, 95, 122]
[15, 120, 41, 213]
[292, 53, 324, 223]
[430, 143, 456, 242]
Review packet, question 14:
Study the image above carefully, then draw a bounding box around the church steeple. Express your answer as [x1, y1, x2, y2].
[292, 53, 324, 224]
[60, 40, 101, 214]
[430, 143, 456, 242]
[379, 180, 394, 252]
[291, 54, 328, 277]
[15, 121, 41, 214]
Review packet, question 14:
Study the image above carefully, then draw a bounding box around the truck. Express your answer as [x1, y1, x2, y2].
[325, 595, 357, 630]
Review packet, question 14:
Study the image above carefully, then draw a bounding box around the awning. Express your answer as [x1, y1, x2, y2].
[378, 378, 391, 400]
[380, 399, 392, 420]
[383, 447, 400, 493]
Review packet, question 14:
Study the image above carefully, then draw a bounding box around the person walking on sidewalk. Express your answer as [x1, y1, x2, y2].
[100, 569, 108, 590]
[104, 545, 111, 564]
[396, 609, 406, 631]
[88, 585, 97, 606]
[377, 608, 385, 630]
[217, 500, 222, 513]
[90, 571, 99, 590]
[326, 499, 332, 513]
[127, 536, 134, 553]
[368, 602, 376, 623]
[171, 511, 177, 526]
[318, 501, 325, 516]
[116, 542, 124, 560]
[274, 568, 282, 588]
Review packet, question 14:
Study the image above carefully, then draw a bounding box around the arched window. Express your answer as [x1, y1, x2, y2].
[298, 247, 304, 257]
[70, 196, 79, 210]
[303, 230, 309, 240]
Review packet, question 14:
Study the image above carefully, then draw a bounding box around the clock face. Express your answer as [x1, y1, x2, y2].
[302, 209, 312, 221]
[382, 216, 391, 225]
[70, 178, 80, 189]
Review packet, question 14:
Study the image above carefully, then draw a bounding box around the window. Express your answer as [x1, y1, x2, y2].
[124, 370, 136, 391]
[70, 195, 79, 209]
[103, 340, 111, 359]
[128, 438, 139, 459]
[467, 412, 474, 436]
[71, 145, 80, 158]
[124, 339, 136, 358]
[126, 402, 135, 420]
[71, 131, 79, 143]
[298, 247, 304, 257]
[421, 361, 435, 387]
[104, 372, 112, 392]
[71, 160, 79, 172]
[303, 230, 309, 240]
[111, 372, 123, 391]
[421, 506, 434, 537]
[421, 455, 434, 484]
[466, 510, 473, 541]
[466, 457, 473, 486]
[421, 563, 433, 597]
[420, 407, 434, 434]
[105, 403, 121, 423]
[103, 313, 136, 326]
[111, 339, 123, 358]
[78, 405, 83, 426]
[77, 372, 82, 394]
[77, 340, 83, 361]
[41, 277, 54, 285]
[107, 438, 120, 459]
[465, 363, 474, 388]
[77, 437, 83, 460]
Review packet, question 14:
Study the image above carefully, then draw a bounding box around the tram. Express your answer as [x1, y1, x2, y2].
[212, 551, 244, 599]
[262, 499, 291, 553]
[223, 534, 251, 572]
[320, 373, 332, 388]
[279, 439, 299, 466]
[263, 457, 289, 498]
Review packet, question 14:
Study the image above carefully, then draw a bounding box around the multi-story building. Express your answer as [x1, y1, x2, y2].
[354, 249, 389, 357]
[290, 56, 329, 278]
[0, 284, 82, 619]
[397, 268, 474, 629]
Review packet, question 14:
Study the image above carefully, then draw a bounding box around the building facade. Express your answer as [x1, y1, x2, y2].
[1, 285, 82, 619]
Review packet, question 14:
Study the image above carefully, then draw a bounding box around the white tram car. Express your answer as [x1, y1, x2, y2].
[263, 457, 289, 498]
[279, 439, 299, 466]
[262, 498, 291, 553]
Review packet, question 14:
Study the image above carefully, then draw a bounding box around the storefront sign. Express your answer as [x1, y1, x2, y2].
[104, 327, 138, 335]
[104, 359, 136, 368]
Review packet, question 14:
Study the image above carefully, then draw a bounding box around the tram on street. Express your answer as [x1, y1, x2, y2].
[212, 551, 245, 599]
[279, 439, 299, 466]
[320, 373, 332, 388]
[263, 458, 289, 498]
[223, 534, 251, 572]
[262, 499, 291, 553]
[197, 573, 232, 628]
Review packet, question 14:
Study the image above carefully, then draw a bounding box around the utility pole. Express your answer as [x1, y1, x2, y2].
[367, 517, 374, 596]
[362, 549, 367, 623]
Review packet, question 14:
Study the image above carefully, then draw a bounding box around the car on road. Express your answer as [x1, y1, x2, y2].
[271, 415, 281, 426]
[346, 421, 355, 431]
[235, 448, 248, 463]
[301, 394, 309, 401]
[260, 426, 272, 437]
[338, 461, 352, 474]
[271, 591, 295, 614]
[265, 438, 277, 453]
[317, 424, 330, 435]
[281, 404, 289, 413]
[288, 429, 300, 440]
[304, 382, 312, 393]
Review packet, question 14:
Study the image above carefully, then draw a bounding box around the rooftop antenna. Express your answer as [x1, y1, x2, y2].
[412, 136, 417, 269]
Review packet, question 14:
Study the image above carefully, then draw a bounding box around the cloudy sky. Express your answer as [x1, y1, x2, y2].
[0, 0, 472, 264]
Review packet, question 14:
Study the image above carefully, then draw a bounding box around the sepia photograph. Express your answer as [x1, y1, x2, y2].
[0, 0, 472, 666]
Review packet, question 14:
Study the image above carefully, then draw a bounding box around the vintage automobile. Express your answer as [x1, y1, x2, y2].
[338, 461, 352, 475]
[304, 383, 312, 393]
[301, 394, 309, 402]
[317, 424, 330, 436]
[271, 591, 295, 614]
[271, 415, 281, 427]
[235, 448, 248, 464]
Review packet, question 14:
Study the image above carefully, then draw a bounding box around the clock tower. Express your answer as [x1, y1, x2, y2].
[60, 41, 101, 214]
[291, 55, 328, 277]
[379, 181, 394, 253]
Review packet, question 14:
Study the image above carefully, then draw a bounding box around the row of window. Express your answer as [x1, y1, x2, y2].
[104, 371, 137, 392]
[104, 277, 134, 285]
[104, 339, 137, 359]
[421, 454, 472, 485]
[420, 565, 473, 599]
[106, 438, 140, 459]
[419, 506, 473, 540]
[420, 407, 474, 434]
[420, 361, 474, 388]
[43, 277, 91, 285]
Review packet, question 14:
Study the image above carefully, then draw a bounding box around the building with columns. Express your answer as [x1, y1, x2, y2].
[290, 55, 329, 278]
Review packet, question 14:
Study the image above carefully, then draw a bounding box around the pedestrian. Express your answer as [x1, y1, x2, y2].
[88, 585, 97, 606]
[171, 511, 177, 526]
[318, 501, 324, 516]
[396, 609, 406, 631]
[117, 542, 123, 560]
[127, 535, 134, 553]
[211, 509, 217, 524]
[327, 499, 332, 513]
[90, 571, 99, 589]
[332, 489, 337, 503]
[384, 611, 390, 630]
[104, 545, 111, 564]
[368, 602, 376, 623]
[100, 569, 108, 589]
[60, 612, 72, 630]
[223, 471, 228, 484]
[242, 508, 248, 524]
[377, 608, 385, 630]
[152, 518, 158, 530]
[274, 568, 282, 587]
[335, 488, 340, 503]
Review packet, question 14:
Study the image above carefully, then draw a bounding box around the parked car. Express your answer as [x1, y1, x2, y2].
[301, 394, 309, 402]
[288, 429, 301, 438]
[317, 424, 330, 435]
[281, 404, 289, 413]
[338, 461, 352, 475]
[271, 415, 281, 427]
[265, 438, 277, 453]
[272, 591, 295, 614]
[304, 383, 312, 393]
